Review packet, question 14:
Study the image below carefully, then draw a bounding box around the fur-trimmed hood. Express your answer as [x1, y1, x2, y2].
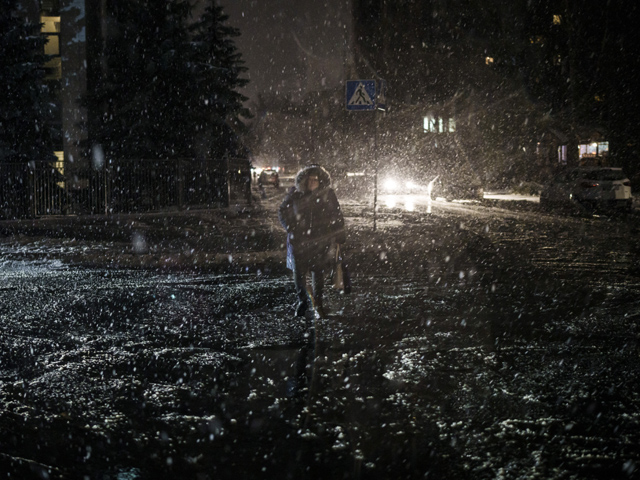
[295, 165, 332, 193]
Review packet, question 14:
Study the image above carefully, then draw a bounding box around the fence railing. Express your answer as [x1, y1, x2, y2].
[0, 158, 249, 219]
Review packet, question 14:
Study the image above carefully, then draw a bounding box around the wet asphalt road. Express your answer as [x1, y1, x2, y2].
[1, 189, 640, 479]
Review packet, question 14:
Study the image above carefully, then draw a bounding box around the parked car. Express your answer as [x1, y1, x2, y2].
[539, 166, 632, 211]
[258, 169, 280, 188]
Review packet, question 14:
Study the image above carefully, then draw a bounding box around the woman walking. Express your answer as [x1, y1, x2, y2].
[278, 165, 346, 319]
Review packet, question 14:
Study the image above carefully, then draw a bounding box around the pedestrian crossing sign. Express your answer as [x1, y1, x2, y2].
[346, 80, 376, 111]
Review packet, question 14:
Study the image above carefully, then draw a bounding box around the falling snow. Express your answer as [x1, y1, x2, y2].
[1, 181, 640, 478]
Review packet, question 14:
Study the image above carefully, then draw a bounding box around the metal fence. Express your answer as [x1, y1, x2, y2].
[0, 162, 34, 218]
[0, 158, 247, 219]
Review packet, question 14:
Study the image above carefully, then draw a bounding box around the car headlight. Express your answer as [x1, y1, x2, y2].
[384, 178, 399, 192]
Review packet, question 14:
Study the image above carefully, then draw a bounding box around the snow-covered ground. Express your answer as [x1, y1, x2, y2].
[1, 183, 640, 478]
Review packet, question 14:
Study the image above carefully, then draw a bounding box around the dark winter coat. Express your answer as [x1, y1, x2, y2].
[278, 165, 346, 270]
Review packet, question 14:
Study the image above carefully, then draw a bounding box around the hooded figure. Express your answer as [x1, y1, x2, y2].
[278, 165, 346, 318]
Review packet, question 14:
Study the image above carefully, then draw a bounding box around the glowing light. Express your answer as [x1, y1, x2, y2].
[384, 178, 398, 192]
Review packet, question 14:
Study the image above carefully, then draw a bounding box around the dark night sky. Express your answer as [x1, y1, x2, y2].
[219, 0, 354, 108]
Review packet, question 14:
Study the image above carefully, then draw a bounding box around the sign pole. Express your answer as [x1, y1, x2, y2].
[373, 112, 378, 231]
[345, 79, 386, 232]
[373, 80, 386, 232]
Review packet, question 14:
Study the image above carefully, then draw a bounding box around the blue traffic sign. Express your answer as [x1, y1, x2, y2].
[346, 80, 376, 111]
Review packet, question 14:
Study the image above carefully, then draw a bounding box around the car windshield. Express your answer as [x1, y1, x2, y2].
[583, 169, 626, 181]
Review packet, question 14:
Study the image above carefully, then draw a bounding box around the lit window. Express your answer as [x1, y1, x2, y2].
[41, 15, 61, 80]
[558, 145, 567, 164]
[54, 151, 65, 188]
[579, 141, 609, 158]
[553, 15, 562, 25]
[554, 54, 562, 65]
[485, 56, 494, 65]
[423, 116, 455, 134]
[423, 115, 437, 133]
[598, 142, 609, 155]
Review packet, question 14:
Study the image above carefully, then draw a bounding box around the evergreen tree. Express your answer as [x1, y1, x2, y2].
[0, 1, 56, 163]
[86, 0, 250, 162]
[189, 1, 251, 158]
[86, 0, 195, 159]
